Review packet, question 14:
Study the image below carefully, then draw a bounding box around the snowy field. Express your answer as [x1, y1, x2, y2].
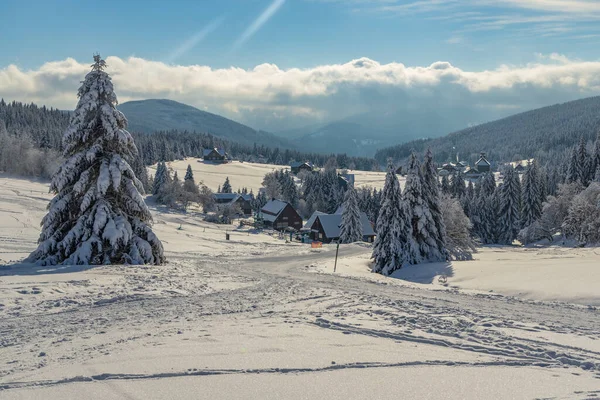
[149, 158, 388, 193]
[1, 175, 600, 399]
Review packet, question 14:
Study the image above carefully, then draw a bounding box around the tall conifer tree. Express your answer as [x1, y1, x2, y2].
[26, 56, 164, 265]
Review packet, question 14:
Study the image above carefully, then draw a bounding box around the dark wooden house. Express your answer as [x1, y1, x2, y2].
[290, 161, 313, 175]
[304, 211, 375, 243]
[514, 163, 526, 174]
[260, 199, 303, 231]
[475, 152, 491, 173]
[203, 148, 228, 162]
[214, 193, 253, 215]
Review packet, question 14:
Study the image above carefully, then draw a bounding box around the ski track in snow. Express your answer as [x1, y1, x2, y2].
[1, 175, 599, 399]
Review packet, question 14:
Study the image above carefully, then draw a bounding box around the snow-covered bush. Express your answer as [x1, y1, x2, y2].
[518, 182, 584, 244]
[440, 194, 476, 260]
[562, 183, 600, 245]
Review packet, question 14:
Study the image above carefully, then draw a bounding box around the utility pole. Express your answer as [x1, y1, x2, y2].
[333, 241, 340, 273]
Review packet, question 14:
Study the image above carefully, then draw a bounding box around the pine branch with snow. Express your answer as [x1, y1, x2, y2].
[25, 55, 165, 266]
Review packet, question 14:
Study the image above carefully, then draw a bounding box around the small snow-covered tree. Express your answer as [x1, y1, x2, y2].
[339, 186, 363, 243]
[566, 146, 580, 184]
[183, 164, 198, 194]
[440, 174, 451, 195]
[450, 171, 466, 199]
[221, 177, 232, 193]
[184, 164, 194, 182]
[497, 166, 521, 244]
[372, 161, 416, 275]
[521, 160, 542, 228]
[25, 55, 164, 266]
[592, 130, 600, 177]
[152, 162, 167, 195]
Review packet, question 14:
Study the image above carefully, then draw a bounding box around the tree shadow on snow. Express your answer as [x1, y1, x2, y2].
[0, 262, 103, 277]
[389, 261, 454, 284]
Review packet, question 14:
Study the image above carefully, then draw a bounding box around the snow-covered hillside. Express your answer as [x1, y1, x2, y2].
[150, 158, 389, 193]
[1, 175, 599, 399]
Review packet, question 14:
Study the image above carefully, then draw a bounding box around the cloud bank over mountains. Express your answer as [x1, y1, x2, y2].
[1, 54, 600, 132]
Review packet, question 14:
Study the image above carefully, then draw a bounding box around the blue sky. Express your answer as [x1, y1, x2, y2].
[1, 0, 600, 132]
[2, 0, 599, 71]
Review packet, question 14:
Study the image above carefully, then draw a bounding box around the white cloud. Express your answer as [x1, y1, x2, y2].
[1, 55, 600, 131]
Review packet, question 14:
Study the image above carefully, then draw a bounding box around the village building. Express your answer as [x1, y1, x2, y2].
[213, 193, 253, 216]
[438, 163, 460, 176]
[514, 163, 526, 174]
[290, 161, 314, 175]
[463, 167, 482, 181]
[303, 209, 376, 243]
[260, 199, 303, 231]
[203, 148, 228, 163]
[475, 152, 491, 173]
[337, 173, 355, 189]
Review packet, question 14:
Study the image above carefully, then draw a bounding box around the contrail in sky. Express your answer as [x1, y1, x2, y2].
[233, 0, 286, 50]
[166, 16, 225, 63]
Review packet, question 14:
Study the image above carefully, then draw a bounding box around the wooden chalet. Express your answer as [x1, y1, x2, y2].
[337, 173, 355, 189]
[214, 193, 253, 215]
[290, 161, 314, 175]
[463, 167, 482, 181]
[514, 163, 526, 174]
[304, 210, 375, 243]
[475, 152, 491, 173]
[260, 199, 303, 231]
[203, 148, 228, 162]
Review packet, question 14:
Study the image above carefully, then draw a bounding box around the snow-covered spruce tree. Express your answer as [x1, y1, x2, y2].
[339, 186, 363, 243]
[404, 153, 443, 262]
[152, 162, 170, 195]
[184, 164, 194, 182]
[222, 177, 232, 193]
[566, 146, 580, 184]
[440, 175, 451, 195]
[421, 149, 448, 260]
[183, 164, 198, 194]
[521, 160, 542, 228]
[25, 55, 164, 266]
[497, 166, 521, 244]
[372, 161, 416, 275]
[450, 171, 466, 199]
[592, 130, 600, 176]
[577, 135, 591, 185]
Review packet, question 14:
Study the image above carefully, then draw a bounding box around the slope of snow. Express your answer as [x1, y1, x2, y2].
[1, 175, 599, 400]
[149, 158, 388, 193]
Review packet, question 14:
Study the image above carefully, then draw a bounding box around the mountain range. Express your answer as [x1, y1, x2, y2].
[118, 99, 293, 149]
[117, 97, 600, 164]
[374, 96, 600, 165]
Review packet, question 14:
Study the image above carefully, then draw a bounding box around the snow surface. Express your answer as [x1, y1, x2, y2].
[1, 175, 600, 399]
[150, 158, 389, 194]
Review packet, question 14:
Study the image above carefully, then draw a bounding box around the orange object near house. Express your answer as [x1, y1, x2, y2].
[311, 241, 322, 248]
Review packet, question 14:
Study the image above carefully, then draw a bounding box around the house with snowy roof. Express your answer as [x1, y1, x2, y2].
[260, 199, 303, 231]
[290, 161, 314, 175]
[475, 152, 491, 173]
[203, 148, 228, 163]
[213, 193, 253, 215]
[304, 209, 375, 243]
[337, 173, 355, 189]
